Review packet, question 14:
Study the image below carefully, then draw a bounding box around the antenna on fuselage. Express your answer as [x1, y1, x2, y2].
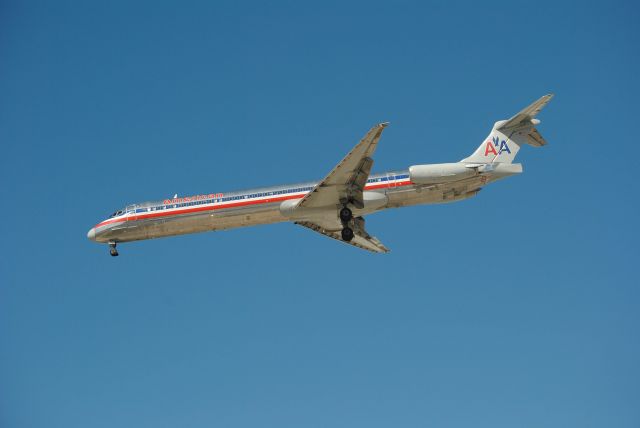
[173, 194, 177, 199]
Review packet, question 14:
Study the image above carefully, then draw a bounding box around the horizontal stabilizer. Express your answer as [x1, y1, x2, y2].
[498, 94, 554, 131]
[525, 127, 548, 147]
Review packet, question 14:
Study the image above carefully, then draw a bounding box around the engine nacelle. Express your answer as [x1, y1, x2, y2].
[409, 163, 476, 185]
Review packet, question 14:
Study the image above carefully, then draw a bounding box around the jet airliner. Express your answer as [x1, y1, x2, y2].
[88, 94, 553, 256]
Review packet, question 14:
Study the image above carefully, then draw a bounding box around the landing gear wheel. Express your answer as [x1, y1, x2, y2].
[339, 207, 353, 223]
[109, 242, 119, 257]
[341, 227, 354, 242]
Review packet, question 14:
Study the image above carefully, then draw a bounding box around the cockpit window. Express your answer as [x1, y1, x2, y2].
[109, 210, 124, 218]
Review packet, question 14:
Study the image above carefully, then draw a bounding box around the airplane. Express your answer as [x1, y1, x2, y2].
[87, 94, 553, 256]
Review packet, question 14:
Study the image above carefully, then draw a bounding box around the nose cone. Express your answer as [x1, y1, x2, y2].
[87, 228, 96, 241]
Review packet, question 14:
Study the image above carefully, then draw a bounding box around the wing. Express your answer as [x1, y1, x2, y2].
[498, 93, 554, 131]
[297, 123, 388, 210]
[296, 218, 390, 253]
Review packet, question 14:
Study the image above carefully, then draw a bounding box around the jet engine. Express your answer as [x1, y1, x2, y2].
[409, 163, 476, 185]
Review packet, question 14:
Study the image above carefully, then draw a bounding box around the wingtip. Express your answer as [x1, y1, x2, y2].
[379, 121, 390, 128]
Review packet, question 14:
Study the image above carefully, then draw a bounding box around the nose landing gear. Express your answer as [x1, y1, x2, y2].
[109, 242, 119, 257]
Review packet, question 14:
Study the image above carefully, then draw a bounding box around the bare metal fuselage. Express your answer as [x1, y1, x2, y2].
[88, 166, 517, 245]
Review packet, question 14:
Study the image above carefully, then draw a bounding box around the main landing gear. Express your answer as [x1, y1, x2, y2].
[339, 206, 354, 242]
[341, 227, 354, 241]
[109, 242, 119, 257]
[339, 207, 353, 223]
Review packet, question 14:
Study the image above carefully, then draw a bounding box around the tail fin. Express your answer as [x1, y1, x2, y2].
[461, 94, 554, 164]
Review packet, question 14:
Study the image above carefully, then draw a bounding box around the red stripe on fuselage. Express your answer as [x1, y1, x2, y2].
[95, 180, 413, 228]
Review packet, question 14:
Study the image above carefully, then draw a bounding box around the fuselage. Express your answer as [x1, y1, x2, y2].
[87, 166, 512, 245]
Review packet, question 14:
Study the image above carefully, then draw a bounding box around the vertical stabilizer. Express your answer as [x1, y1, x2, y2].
[461, 94, 553, 164]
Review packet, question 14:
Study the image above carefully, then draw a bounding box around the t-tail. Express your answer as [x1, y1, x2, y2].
[461, 94, 554, 165]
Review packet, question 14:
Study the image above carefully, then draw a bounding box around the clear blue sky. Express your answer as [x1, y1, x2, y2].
[1, 1, 638, 427]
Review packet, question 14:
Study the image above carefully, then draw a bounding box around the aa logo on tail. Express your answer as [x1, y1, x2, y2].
[484, 136, 511, 156]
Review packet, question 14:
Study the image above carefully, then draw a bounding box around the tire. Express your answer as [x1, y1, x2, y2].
[341, 227, 354, 242]
[339, 207, 352, 223]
